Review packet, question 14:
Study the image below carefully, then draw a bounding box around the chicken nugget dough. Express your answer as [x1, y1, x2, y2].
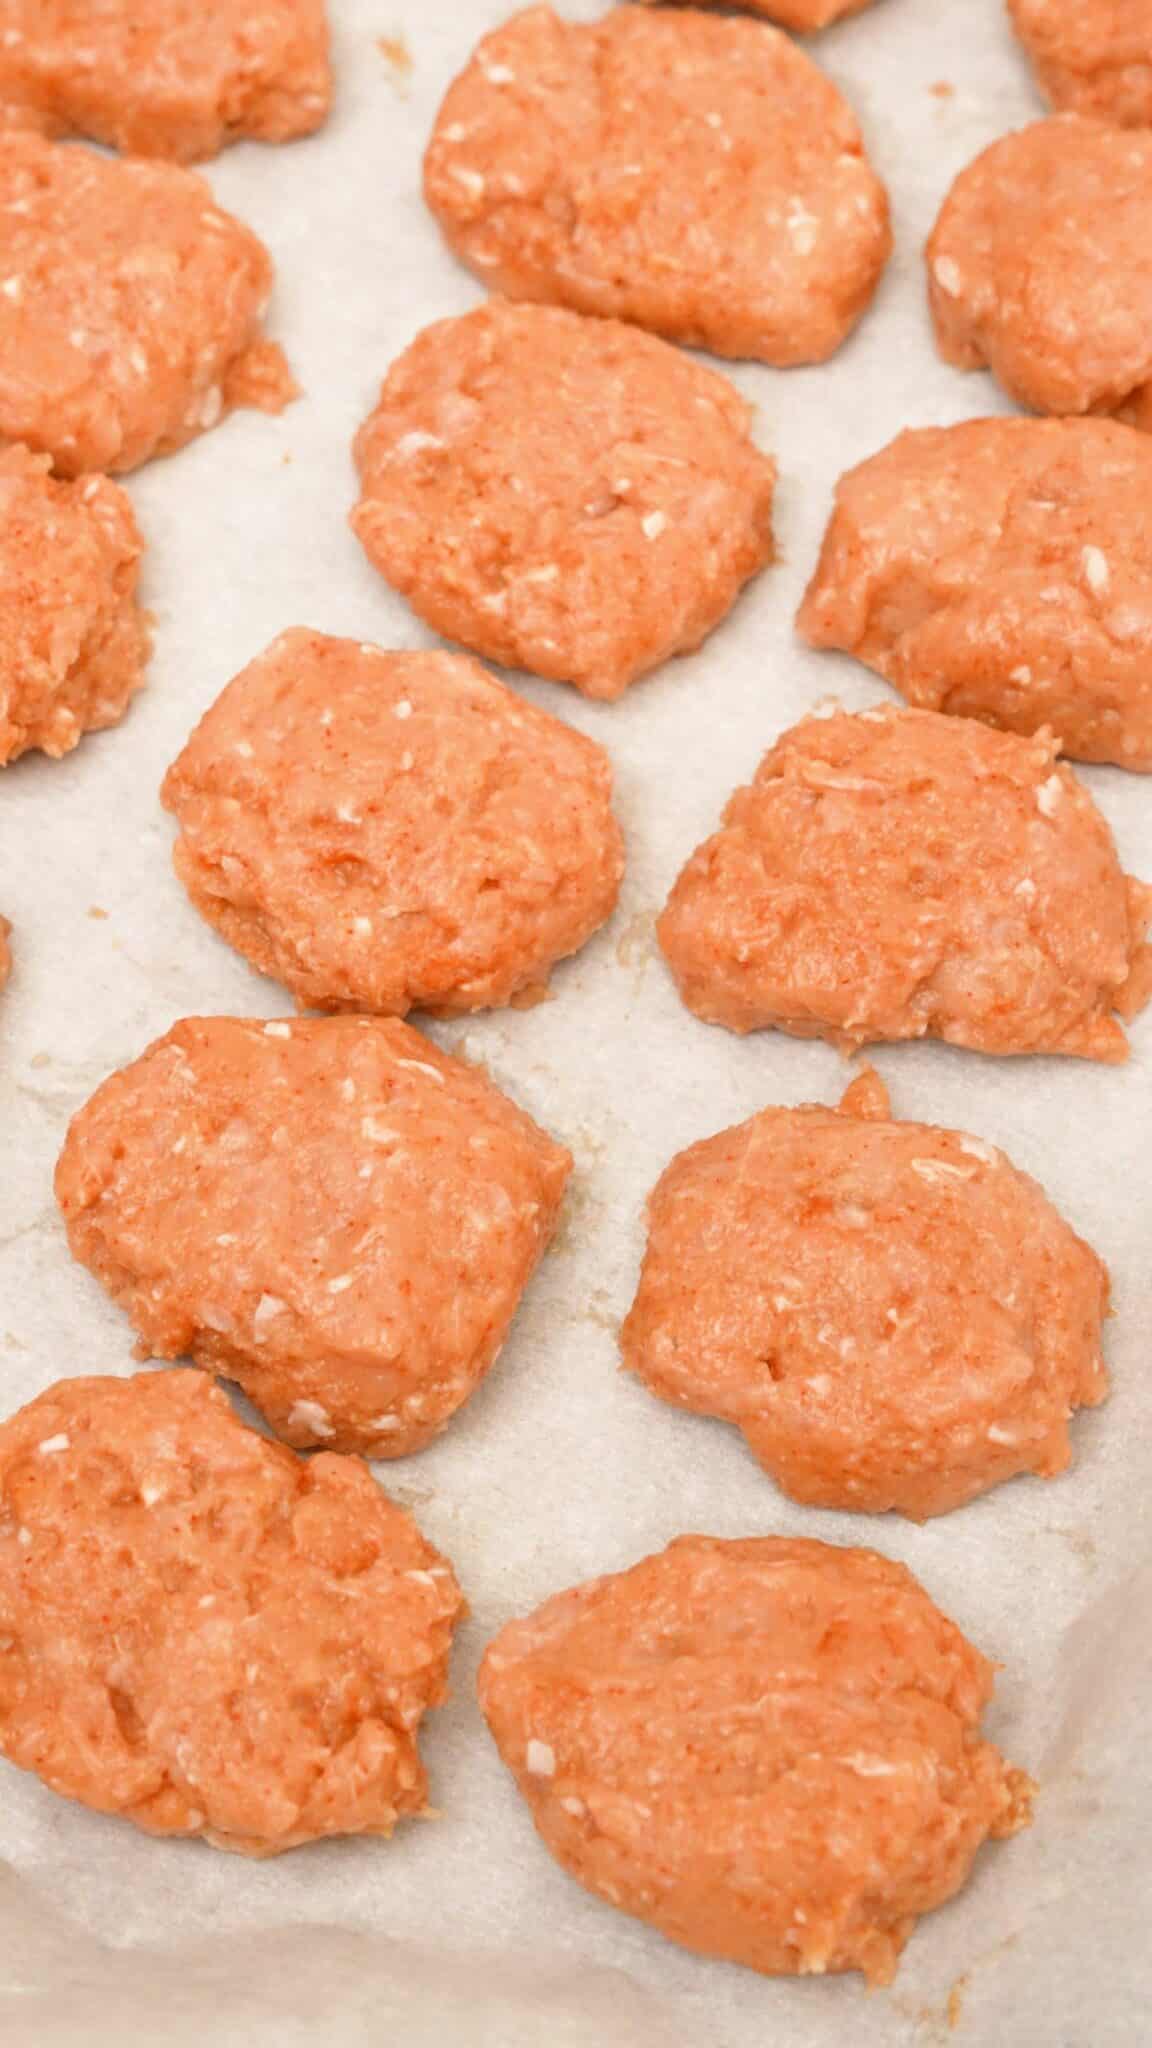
[352, 304, 775, 699]
[0, 1371, 464, 1853]
[0, 0, 331, 161]
[423, 6, 890, 367]
[658, 705, 1152, 1059]
[162, 631, 624, 1009]
[55, 1016, 571, 1455]
[640, 0, 874, 26]
[623, 1071, 1109, 1518]
[799, 418, 1152, 769]
[928, 117, 1152, 427]
[480, 1536, 1033, 1985]
[0, 444, 148, 762]
[1009, 0, 1152, 129]
[0, 135, 295, 476]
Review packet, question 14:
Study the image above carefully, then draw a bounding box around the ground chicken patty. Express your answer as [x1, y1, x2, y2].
[161, 631, 624, 1009]
[798, 417, 1152, 769]
[480, 1535, 1033, 1985]
[622, 1070, 1109, 1518]
[423, 6, 890, 367]
[658, 704, 1152, 1059]
[1009, 0, 1152, 129]
[0, 135, 295, 476]
[0, 1370, 465, 1855]
[0, 443, 149, 763]
[0, 915, 9, 988]
[927, 117, 1152, 428]
[55, 1015, 571, 1456]
[0, 0, 331, 162]
[352, 303, 776, 699]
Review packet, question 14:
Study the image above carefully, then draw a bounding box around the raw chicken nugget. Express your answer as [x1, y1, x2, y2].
[423, 6, 890, 367]
[161, 630, 625, 1009]
[799, 418, 1152, 769]
[0, 1369, 464, 1854]
[658, 704, 1152, 1060]
[0, 444, 148, 763]
[479, 1535, 1033, 1985]
[0, 914, 8, 987]
[0, 134, 295, 476]
[352, 303, 775, 699]
[0, 0, 331, 162]
[622, 1070, 1109, 1518]
[639, 0, 875, 27]
[55, 1015, 571, 1455]
[927, 117, 1152, 428]
[1009, 0, 1152, 130]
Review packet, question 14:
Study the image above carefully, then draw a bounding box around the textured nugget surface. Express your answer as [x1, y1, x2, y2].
[55, 1016, 572, 1455]
[1009, 0, 1152, 128]
[799, 418, 1152, 768]
[0, 1370, 465, 1854]
[423, 6, 890, 366]
[352, 302, 775, 698]
[927, 117, 1152, 425]
[480, 1535, 1032, 1984]
[0, 443, 148, 762]
[0, 0, 331, 161]
[658, 705, 1152, 1059]
[0, 134, 295, 475]
[622, 1071, 1109, 1518]
[162, 630, 624, 1008]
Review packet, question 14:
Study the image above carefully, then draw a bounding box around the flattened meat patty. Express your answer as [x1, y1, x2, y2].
[622, 1070, 1109, 1518]
[1009, 0, 1152, 129]
[423, 6, 890, 366]
[658, 704, 1152, 1059]
[799, 417, 1152, 768]
[0, 1370, 465, 1854]
[0, 915, 9, 988]
[927, 116, 1152, 427]
[0, 134, 295, 475]
[352, 302, 776, 698]
[161, 631, 624, 1009]
[480, 1535, 1033, 1984]
[0, 443, 148, 763]
[0, 0, 331, 161]
[55, 1016, 571, 1455]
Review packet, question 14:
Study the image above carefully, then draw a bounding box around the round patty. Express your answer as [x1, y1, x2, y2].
[55, 1014, 571, 1455]
[162, 630, 624, 1008]
[927, 116, 1152, 427]
[352, 302, 775, 698]
[658, 703, 1152, 1059]
[423, 5, 890, 366]
[0, 0, 331, 161]
[480, 1534, 1032, 1984]
[0, 1369, 465, 1854]
[0, 133, 295, 474]
[799, 416, 1152, 769]
[623, 1070, 1109, 1517]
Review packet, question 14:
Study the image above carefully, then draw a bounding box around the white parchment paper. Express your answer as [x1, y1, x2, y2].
[1, 1, 1149, 2040]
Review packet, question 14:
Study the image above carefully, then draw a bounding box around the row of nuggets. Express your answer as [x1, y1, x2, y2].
[8, 596, 1150, 1059]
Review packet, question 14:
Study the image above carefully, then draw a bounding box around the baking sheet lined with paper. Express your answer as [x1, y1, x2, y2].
[1, 1, 1149, 2041]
